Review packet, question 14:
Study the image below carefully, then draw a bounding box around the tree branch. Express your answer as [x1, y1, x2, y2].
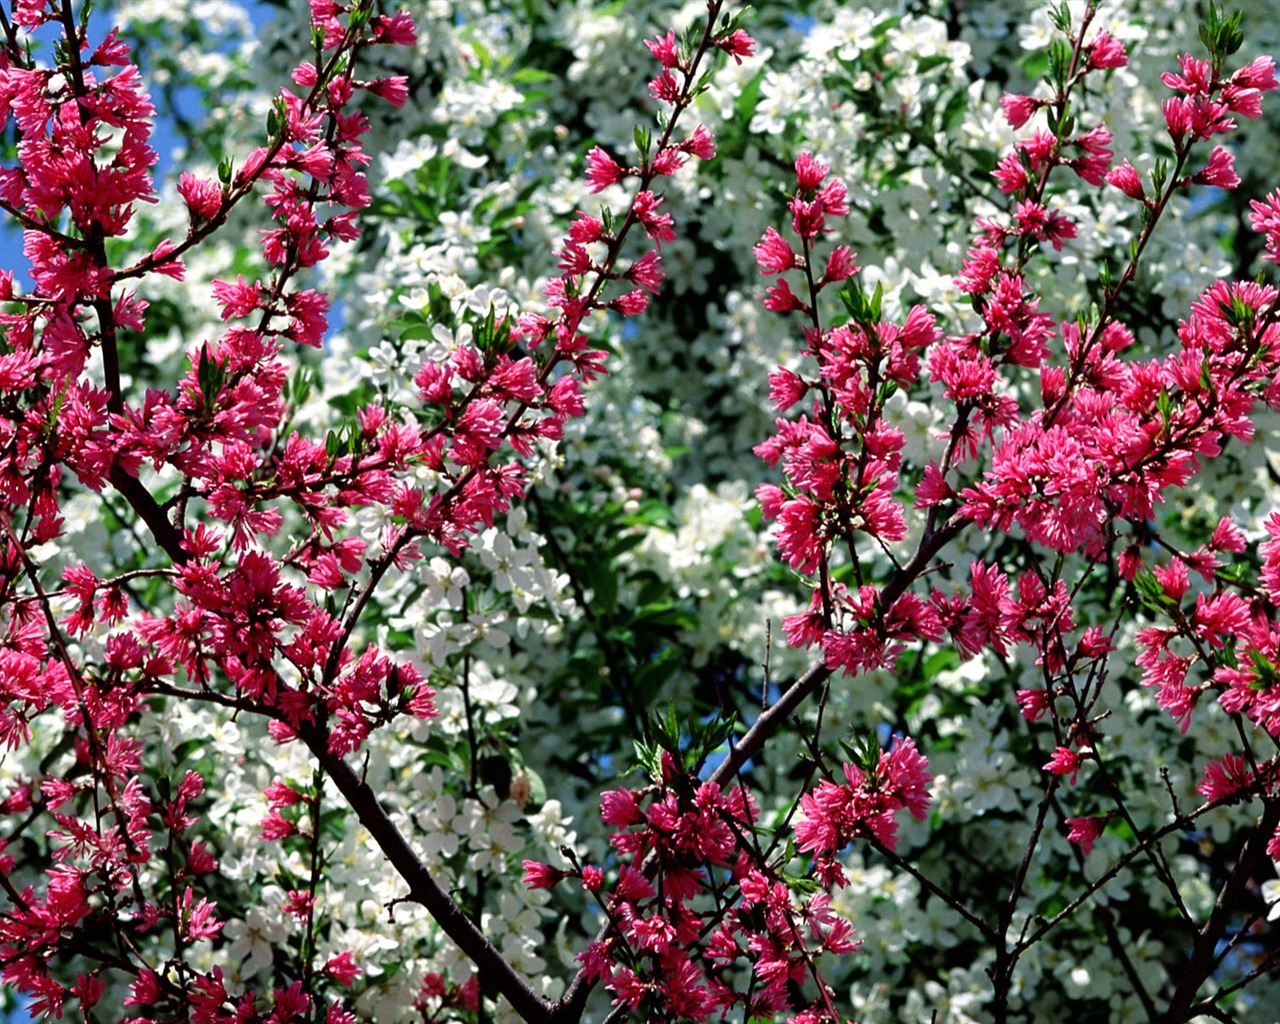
[1163, 796, 1280, 1023]
[297, 724, 555, 1024]
[108, 465, 188, 564]
[708, 513, 966, 789]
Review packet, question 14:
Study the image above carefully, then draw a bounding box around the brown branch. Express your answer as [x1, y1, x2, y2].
[1163, 796, 1280, 1023]
[107, 465, 188, 564]
[707, 513, 966, 789]
[296, 723, 555, 1024]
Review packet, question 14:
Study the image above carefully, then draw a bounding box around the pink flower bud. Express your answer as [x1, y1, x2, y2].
[1106, 160, 1145, 200]
[1000, 93, 1039, 129]
[1065, 816, 1106, 855]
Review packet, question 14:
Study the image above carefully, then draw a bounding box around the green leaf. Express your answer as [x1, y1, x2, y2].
[633, 604, 698, 630]
[1047, 38, 1072, 91]
[633, 124, 652, 161]
[285, 366, 315, 407]
[914, 54, 950, 74]
[780, 873, 823, 895]
[1133, 565, 1175, 613]
[397, 324, 439, 342]
[1156, 388, 1173, 434]
[1246, 648, 1280, 689]
[590, 563, 619, 616]
[634, 738, 662, 781]
[197, 347, 226, 401]
[940, 87, 969, 132]
[510, 67, 554, 84]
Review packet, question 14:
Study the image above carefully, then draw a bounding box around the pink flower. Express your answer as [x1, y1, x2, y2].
[1016, 689, 1051, 722]
[1014, 199, 1048, 236]
[178, 887, 222, 942]
[521, 860, 567, 890]
[1087, 30, 1127, 69]
[1043, 746, 1085, 785]
[600, 788, 643, 827]
[1106, 160, 1145, 200]
[1196, 752, 1254, 803]
[645, 28, 679, 67]
[11, 0, 51, 27]
[610, 289, 648, 316]
[324, 951, 361, 986]
[753, 227, 796, 274]
[1069, 125, 1113, 185]
[649, 147, 686, 176]
[771, 495, 825, 572]
[367, 76, 410, 107]
[1209, 516, 1247, 553]
[285, 889, 317, 919]
[211, 275, 262, 320]
[817, 177, 848, 216]
[763, 276, 804, 313]
[1164, 96, 1193, 142]
[767, 368, 807, 411]
[1192, 146, 1240, 189]
[585, 146, 625, 192]
[1065, 816, 1106, 855]
[715, 28, 755, 64]
[625, 249, 665, 293]
[1043, 210, 1076, 250]
[878, 736, 932, 821]
[1153, 558, 1189, 601]
[72, 972, 104, 1011]
[371, 11, 417, 45]
[1231, 54, 1278, 92]
[794, 151, 828, 191]
[789, 197, 826, 239]
[566, 211, 603, 244]
[1000, 93, 1039, 129]
[648, 70, 681, 104]
[261, 808, 297, 840]
[992, 151, 1030, 195]
[1163, 53, 1213, 96]
[178, 172, 222, 221]
[823, 244, 858, 282]
[125, 971, 162, 1007]
[680, 123, 716, 160]
[632, 190, 675, 245]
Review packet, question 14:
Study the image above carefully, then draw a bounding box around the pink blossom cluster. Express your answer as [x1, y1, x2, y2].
[8, 0, 1280, 1016]
[752, 2, 1280, 877]
[752, 152, 949, 678]
[525, 752, 858, 1024]
[943, 36, 1280, 860]
[405, 14, 737, 559]
[0, 0, 760, 1018]
[793, 737, 932, 860]
[0, 0, 427, 1017]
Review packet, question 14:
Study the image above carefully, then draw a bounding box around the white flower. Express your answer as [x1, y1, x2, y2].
[1263, 876, 1280, 921]
[416, 792, 465, 859]
[223, 892, 289, 980]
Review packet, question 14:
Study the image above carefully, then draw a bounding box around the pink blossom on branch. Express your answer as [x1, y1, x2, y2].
[794, 738, 933, 856]
[585, 146, 627, 192]
[1064, 816, 1107, 855]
